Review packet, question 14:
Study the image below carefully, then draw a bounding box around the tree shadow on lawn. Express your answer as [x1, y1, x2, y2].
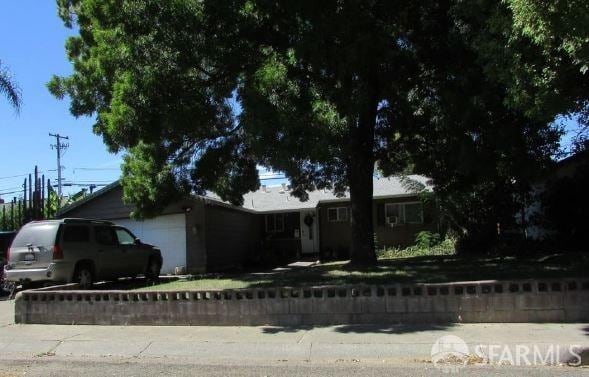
[260, 323, 455, 335]
[130, 252, 588, 291]
[241, 253, 588, 289]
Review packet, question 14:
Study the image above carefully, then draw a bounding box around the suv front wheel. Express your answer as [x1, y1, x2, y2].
[145, 258, 161, 282]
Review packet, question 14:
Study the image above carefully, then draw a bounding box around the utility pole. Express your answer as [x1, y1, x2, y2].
[49, 133, 69, 202]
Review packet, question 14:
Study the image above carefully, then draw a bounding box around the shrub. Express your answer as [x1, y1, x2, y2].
[415, 231, 441, 249]
[377, 236, 456, 260]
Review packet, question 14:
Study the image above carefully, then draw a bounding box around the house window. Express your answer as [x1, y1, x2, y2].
[265, 214, 285, 233]
[385, 203, 403, 225]
[384, 202, 423, 224]
[404, 202, 424, 224]
[327, 207, 348, 222]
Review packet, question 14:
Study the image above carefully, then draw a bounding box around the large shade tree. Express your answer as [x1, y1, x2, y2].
[50, 0, 567, 264]
[382, 1, 565, 250]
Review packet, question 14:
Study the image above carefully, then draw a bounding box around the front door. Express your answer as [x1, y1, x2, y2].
[299, 210, 319, 255]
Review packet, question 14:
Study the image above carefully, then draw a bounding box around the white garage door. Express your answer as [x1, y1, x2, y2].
[113, 214, 186, 275]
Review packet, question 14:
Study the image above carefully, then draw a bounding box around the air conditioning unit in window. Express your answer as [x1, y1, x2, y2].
[386, 216, 398, 226]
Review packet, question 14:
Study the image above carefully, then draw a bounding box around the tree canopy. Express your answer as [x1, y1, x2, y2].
[50, 0, 584, 262]
[484, 0, 589, 148]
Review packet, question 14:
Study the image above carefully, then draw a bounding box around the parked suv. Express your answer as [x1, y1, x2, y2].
[1, 231, 17, 295]
[3, 219, 162, 289]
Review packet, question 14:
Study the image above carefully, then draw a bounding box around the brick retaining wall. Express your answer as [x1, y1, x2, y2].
[14, 279, 589, 325]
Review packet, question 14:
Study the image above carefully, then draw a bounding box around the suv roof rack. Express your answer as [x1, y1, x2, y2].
[62, 218, 114, 225]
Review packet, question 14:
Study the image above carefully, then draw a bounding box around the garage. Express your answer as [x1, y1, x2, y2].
[114, 213, 187, 275]
[56, 181, 256, 274]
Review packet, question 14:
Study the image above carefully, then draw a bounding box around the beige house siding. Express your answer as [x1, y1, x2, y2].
[318, 203, 352, 257]
[61, 185, 195, 220]
[319, 196, 438, 255]
[205, 203, 260, 272]
[185, 200, 207, 274]
[373, 196, 437, 249]
[61, 186, 134, 220]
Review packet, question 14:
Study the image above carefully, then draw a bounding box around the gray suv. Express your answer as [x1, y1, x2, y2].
[4, 219, 163, 289]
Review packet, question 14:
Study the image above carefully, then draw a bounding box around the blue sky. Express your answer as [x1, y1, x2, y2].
[0, 1, 123, 201]
[0, 1, 581, 202]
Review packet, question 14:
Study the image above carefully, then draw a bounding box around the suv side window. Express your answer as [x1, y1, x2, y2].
[115, 228, 135, 246]
[94, 226, 117, 246]
[62, 225, 90, 243]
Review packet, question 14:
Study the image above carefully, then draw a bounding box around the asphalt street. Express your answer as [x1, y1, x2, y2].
[1, 358, 589, 377]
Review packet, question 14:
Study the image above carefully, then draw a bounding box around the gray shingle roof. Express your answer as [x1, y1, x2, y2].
[58, 175, 432, 216]
[233, 175, 432, 213]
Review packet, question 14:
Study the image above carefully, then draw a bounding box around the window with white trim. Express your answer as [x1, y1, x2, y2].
[384, 203, 403, 225]
[384, 202, 423, 224]
[327, 207, 348, 222]
[265, 213, 285, 233]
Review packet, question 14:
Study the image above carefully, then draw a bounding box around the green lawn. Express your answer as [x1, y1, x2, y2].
[135, 252, 589, 291]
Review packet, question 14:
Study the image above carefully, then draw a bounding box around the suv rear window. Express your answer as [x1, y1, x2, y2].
[11, 223, 59, 247]
[62, 225, 90, 243]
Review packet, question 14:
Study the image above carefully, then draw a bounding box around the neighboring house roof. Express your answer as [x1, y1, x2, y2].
[239, 175, 432, 213]
[56, 181, 121, 217]
[556, 148, 589, 167]
[57, 175, 432, 217]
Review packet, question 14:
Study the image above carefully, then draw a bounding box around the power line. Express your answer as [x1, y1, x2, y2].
[62, 181, 113, 185]
[62, 183, 109, 187]
[0, 173, 30, 180]
[0, 186, 24, 192]
[0, 189, 23, 196]
[0, 165, 117, 181]
[72, 167, 120, 171]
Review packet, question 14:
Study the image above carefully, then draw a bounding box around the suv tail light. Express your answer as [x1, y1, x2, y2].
[52, 245, 64, 260]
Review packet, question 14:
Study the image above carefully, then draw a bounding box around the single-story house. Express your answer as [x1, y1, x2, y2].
[57, 175, 437, 274]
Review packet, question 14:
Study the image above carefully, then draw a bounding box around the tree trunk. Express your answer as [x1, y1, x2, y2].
[348, 81, 378, 267]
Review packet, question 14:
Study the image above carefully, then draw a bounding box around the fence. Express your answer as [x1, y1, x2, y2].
[14, 278, 589, 326]
[0, 166, 56, 231]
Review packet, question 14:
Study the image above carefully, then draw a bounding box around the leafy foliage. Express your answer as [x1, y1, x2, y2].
[485, 1, 589, 147]
[377, 236, 456, 260]
[0, 60, 21, 113]
[50, 0, 580, 261]
[415, 231, 442, 249]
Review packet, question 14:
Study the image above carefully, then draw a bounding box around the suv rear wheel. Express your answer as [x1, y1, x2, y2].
[74, 264, 94, 289]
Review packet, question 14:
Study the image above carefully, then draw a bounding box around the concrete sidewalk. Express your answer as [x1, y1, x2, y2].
[1, 300, 588, 366]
